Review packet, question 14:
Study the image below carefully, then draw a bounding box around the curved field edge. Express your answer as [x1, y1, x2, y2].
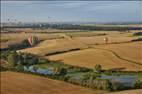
[0, 71, 105, 94]
[93, 47, 142, 66]
[48, 48, 142, 71]
[93, 42, 142, 64]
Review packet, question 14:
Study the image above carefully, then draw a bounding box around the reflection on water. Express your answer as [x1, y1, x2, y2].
[24, 66, 54, 75]
[101, 75, 138, 87]
[24, 66, 138, 87]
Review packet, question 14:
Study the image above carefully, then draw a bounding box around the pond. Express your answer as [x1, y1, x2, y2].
[24, 66, 54, 75]
[24, 66, 139, 87]
[101, 74, 138, 87]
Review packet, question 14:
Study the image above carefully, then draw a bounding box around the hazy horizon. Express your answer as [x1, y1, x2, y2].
[1, 1, 142, 23]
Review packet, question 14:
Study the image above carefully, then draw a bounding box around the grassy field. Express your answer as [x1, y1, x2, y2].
[1, 71, 105, 94]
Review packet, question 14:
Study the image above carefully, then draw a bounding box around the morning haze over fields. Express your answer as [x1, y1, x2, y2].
[1, 1, 142, 94]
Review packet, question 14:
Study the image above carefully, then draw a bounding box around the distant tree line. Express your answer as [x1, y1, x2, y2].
[3, 24, 142, 31]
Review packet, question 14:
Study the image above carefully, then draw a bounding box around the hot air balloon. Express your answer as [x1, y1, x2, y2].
[28, 36, 38, 46]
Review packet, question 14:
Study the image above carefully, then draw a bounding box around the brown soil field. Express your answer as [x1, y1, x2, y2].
[108, 89, 142, 94]
[0, 71, 105, 94]
[48, 48, 142, 71]
[95, 42, 142, 64]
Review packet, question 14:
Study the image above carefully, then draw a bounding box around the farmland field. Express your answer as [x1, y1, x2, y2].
[20, 38, 87, 56]
[48, 48, 142, 71]
[1, 1, 142, 93]
[10, 30, 141, 71]
[95, 42, 142, 64]
[1, 30, 142, 94]
[1, 72, 105, 94]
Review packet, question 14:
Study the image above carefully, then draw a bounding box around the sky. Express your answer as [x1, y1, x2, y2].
[1, 1, 142, 23]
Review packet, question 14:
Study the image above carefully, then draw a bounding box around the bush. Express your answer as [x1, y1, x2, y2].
[94, 64, 102, 73]
[131, 38, 142, 42]
[31, 36, 39, 46]
[133, 32, 142, 36]
[7, 51, 19, 67]
[134, 80, 142, 88]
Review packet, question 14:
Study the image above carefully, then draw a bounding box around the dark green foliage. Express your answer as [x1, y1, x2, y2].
[38, 58, 49, 64]
[104, 79, 113, 91]
[33, 66, 38, 72]
[133, 32, 142, 36]
[60, 68, 67, 75]
[131, 38, 142, 42]
[0, 66, 7, 71]
[31, 36, 39, 46]
[2, 51, 50, 68]
[64, 75, 71, 81]
[8, 39, 30, 50]
[94, 64, 102, 73]
[15, 63, 24, 71]
[7, 51, 19, 67]
[134, 80, 142, 88]
[53, 67, 67, 76]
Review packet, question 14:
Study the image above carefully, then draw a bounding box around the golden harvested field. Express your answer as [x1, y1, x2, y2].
[73, 31, 139, 45]
[19, 31, 140, 55]
[20, 38, 87, 56]
[0, 33, 63, 49]
[0, 72, 105, 94]
[1, 30, 142, 71]
[1, 30, 140, 49]
[95, 42, 142, 64]
[48, 48, 142, 71]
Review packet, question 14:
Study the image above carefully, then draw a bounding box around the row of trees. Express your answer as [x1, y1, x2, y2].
[1, 51, 49, 71]
[2, 50, 141, 91]
[3, 24, 142, 31]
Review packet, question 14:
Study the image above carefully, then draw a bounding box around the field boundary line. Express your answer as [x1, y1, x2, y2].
[93, 47, 142, 66]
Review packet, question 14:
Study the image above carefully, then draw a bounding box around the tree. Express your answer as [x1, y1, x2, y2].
[16, 63, 24, 71]
[53, 67, 67, 75]
[60, 68, 67, 75]
[32, 36, 38, 46]
[33, 66, 38, 72]
[104, 79, 112, 91]
[94, 64, 102, 73]
[7, 52, 19, 67]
